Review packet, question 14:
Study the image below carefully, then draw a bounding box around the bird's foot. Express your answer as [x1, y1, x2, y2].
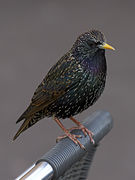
[68, 125, 95, 144]
[56, 132, 85, 149]
[54, 117, 85, 149]
[68, 124, 95, 144]
[56, 133, 82, 142]
[70, 117, 95, 144]
[79, 125, 95, 144]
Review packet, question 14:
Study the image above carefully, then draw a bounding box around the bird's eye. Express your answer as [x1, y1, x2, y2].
[96, 41, 102, 46]
[87, 41, 96, 48]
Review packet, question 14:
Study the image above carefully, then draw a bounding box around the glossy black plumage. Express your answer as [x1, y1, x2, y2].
[13, 29, 113, 141]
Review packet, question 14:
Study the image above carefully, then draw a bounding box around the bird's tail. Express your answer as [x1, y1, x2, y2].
[13, 112, 42, 141]
[13, 107, 45, 141]
[13, 119, 28, 141]
[16, 105, 33, 124]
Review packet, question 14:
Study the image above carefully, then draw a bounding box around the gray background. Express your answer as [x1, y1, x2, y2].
[1, 0, 135, 179]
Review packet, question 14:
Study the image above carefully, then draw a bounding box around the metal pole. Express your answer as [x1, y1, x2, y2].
[16, 162, 53, 180]
[15, 111, 113, 180]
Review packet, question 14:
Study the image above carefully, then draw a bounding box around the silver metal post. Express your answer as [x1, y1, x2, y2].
[15, 162, 53, 180]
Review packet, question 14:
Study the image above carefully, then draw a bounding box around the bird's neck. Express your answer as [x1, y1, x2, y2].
[72, 48, 107, 75]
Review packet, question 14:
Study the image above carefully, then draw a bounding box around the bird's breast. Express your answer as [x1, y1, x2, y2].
[79, 50, 107, 77]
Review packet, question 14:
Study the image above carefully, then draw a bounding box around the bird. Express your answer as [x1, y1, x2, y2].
[13, 29, 115, 149]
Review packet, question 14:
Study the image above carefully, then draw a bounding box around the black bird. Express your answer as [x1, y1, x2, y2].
[13, 29, 115, 148]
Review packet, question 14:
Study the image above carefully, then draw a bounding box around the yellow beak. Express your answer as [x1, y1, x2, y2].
[100, 43, 115, 50]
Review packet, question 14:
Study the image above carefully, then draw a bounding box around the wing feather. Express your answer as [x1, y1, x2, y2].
[16, 52, 82, 120]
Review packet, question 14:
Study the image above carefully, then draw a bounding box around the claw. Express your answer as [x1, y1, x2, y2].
[56, 133, 82, 143]
[70, 117, 95, 145]
[56, 132, 85, 149]
[80, 126, 95, 144]
[68, 125, 95, 145]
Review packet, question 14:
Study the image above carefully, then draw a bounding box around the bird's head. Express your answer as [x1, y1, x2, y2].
[72, 29, 115, 59]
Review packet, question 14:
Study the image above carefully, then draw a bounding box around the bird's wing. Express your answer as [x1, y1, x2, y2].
[17, 53, 82, 121]
[31, 53, 78, 106]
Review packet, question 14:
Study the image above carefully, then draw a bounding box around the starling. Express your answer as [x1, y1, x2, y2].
[13, 29, 115, 148]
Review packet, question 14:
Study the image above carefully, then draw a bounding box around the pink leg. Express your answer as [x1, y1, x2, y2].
[54, 117, 85, 149]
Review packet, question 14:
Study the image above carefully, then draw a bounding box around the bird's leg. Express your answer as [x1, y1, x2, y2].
[53, 116, 85, 149]
[70, 116, 95, 144]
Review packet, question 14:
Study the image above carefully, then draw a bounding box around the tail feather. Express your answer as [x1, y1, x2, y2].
[14, 108, 45, 141]
[16, 104, 43, 124]
[16, 105, 33, 124]
[13, 118, 31, 141]
[16, 113, 25, 124]
[13, 115, 38, 141]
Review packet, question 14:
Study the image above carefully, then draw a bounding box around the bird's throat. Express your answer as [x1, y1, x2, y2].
[79, 50, 107, 75]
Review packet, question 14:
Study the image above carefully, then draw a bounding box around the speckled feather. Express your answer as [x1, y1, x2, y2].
[13, 29, 107, 140]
